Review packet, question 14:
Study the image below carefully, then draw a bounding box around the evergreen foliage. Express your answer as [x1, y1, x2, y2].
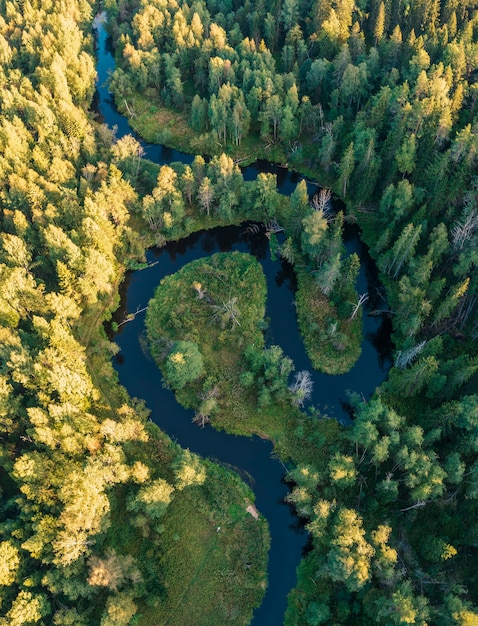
[104, 0, 478, 621]
[2, 0, 478, 622]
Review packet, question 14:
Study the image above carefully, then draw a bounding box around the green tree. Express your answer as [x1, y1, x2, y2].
[231, 95, 250, 146]
[374, 581, 429, 625]
[260, 95, 283, 140]
[190, 94, 209, 132]
[396, 134, 417, 178]
[281, 0, 299, 31]
[327, 508, 374, 592]
[279, 105, 298, 146]
[127, 478, 174, 519]
[173, 449, 207, 490]
[0, 541, 20, 586]
[254, 172, 281, 218]
[337, 142, 355, 197]
[301, 210, 328, 263]
[164, 340, 204, 390]
[198, 176, 215, 216]
[101, 592, 137, 626]
[374, 2, 386, 45]
[110, 135, 144, 183]
[328, 452, 357, 488]
[5, 591, 49, 624]
[380, 223, 422, 278]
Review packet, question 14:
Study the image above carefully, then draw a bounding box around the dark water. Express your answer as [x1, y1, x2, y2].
[94, 16, 392, 625]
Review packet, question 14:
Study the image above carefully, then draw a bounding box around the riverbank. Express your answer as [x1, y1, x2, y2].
[107, 87, 295, 170]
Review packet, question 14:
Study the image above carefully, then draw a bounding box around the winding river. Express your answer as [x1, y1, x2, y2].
[94, 17, 392, 625]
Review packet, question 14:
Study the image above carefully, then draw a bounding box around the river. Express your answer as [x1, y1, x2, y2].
[94, 15, 392, 625]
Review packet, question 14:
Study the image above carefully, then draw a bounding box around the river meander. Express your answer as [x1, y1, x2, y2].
[94, 16, 392, 625]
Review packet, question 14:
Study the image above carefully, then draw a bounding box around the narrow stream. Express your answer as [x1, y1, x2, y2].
[94, 16, 392, 625]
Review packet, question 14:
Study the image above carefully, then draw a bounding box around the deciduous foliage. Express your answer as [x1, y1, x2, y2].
[0, 3, 269, 625]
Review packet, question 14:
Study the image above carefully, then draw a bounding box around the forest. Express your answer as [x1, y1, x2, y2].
[0, 1, 269, 625]
[1, 0, 478, 624]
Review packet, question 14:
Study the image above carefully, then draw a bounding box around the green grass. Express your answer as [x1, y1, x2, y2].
[104, 446, 269, 626]
[103, 429, 269, 626]
[143, 476, 268, 626]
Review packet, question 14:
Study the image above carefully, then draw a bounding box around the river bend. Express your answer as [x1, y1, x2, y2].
[94, 16, 392, 625]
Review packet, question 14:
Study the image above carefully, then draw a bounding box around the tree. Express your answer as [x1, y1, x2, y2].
[100, 593, 137, 626]
[51, 608, 88, 626]
[314, 253, 342, 295]
[307, 58, 332, 103]
[180, 165, 195, 204]
[374, 2, 386, 45]
[396, 134, 416, 177]
[0, 541, 20, 586]
[374, 581, 429, 625]
[127, 478, 174, 520]
[380, 223, 422, 278]
[243, 344, 293, 405]
[164, 340, 204, 390]
[210, 296, 241, 329]
[231, 96, 250, 146]
[173, 449, 207, 490]
[288, 370, 313, 406]
[153, 165, 178, 204]
[328, 453, 357, 488]
[261, 95, 283, 140]
[287, 179, 311, 236]
[110, 135, 144, 183]
[326, 508, 374, 592]
[197, 176, 214, 216]
[304, 600, 331, 625]
[281, 0, 299, 31]
[301, 210, 328, 263]
[4, 591, 50, 625]
[87, 550, 140, 591]
[370, 525, 398, 585]
[162, 53, 184, 109]
[209, 91, 228, 144]
[339, 63, 368, 110]
[337, 142, 355, 197]
[254, 172, 281, 218]
[190, 94, 208, 132]
[279, 105, 298, 146]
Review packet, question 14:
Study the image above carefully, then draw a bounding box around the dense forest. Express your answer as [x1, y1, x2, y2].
[104, 0, 478, 622]
[0, 1, 269, 625]
[1, 0, 478, 624]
